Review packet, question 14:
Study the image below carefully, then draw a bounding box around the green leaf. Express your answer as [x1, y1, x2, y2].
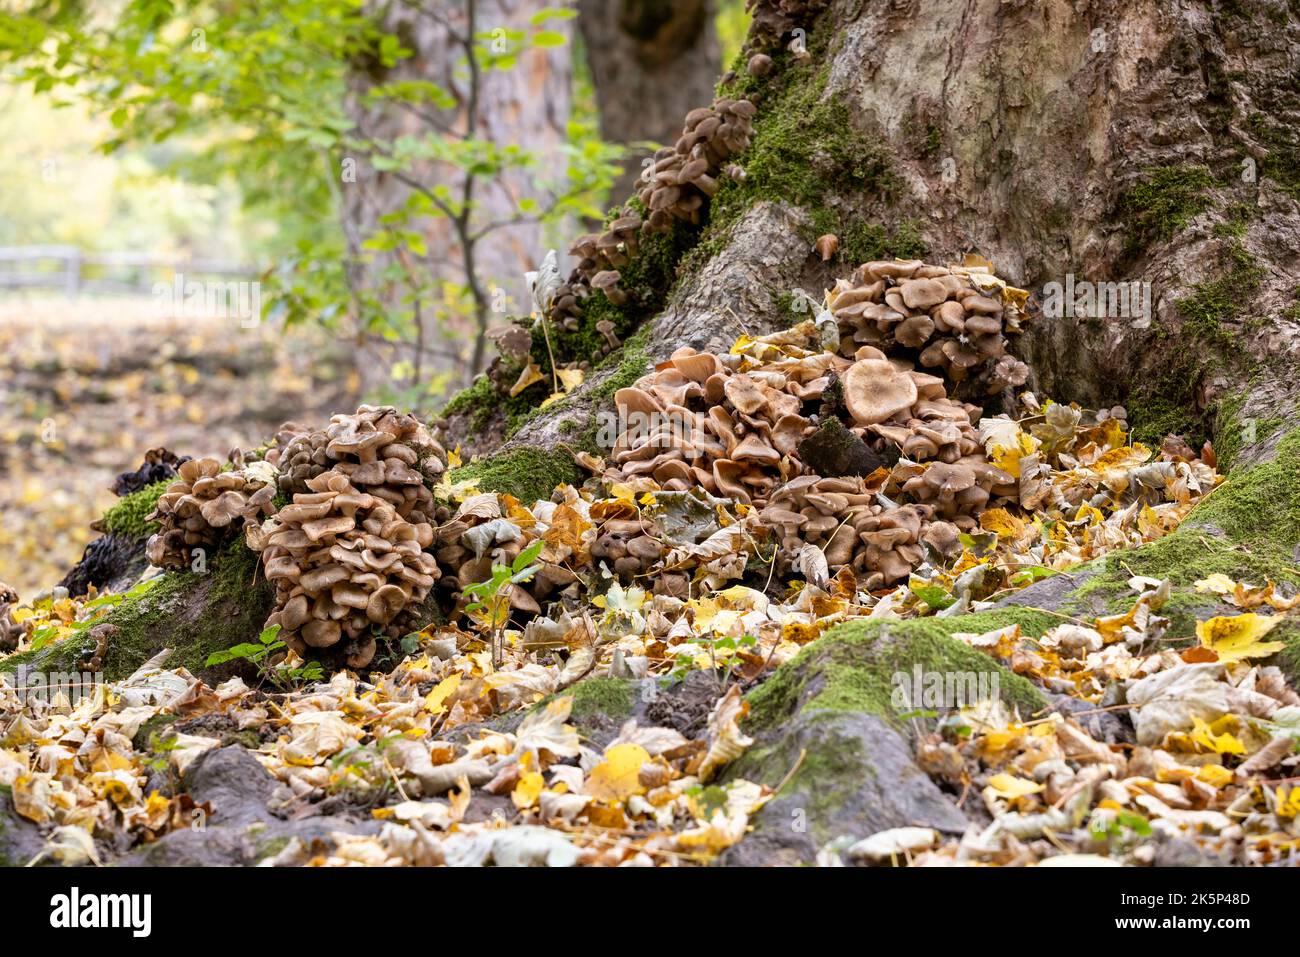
[205, 643, 268, 666]
[531, 8, 577, 24]
[512, 539, 545, 573]
[530, 30, 567, 48]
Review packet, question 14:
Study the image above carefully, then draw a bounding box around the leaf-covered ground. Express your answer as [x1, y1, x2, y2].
[4, 319, 1297, 867]
[0, 296, 355, 594]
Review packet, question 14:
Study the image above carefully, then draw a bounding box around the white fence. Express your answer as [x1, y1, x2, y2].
[0, 245, 256, 295]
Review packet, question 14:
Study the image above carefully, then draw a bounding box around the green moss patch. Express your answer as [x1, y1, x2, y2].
[450, 446, 582, 506]
[449, 326, 654, 503]
[704, 42, 904, 267]
[3, 541, 274, 682]
[1175, 238, 1265, 348]
[99, 480, 170, 539]
[1121, 163, 1215, 246]
[745, 615, 1046, 736]
[567, 677, 636, 721]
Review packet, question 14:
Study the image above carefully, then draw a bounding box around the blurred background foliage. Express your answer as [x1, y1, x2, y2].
[0, 0, 748, 411]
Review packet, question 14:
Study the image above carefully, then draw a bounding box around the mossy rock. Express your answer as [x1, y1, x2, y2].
[721, 616, 1045, 864]
[2, 542, 273, 684]
[743, 615, 1047, 737]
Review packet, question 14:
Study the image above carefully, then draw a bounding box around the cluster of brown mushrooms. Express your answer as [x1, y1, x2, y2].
[637, 97, 755, 232]
[760, 479, 943, 587]
[549, 208, 645, 330]
[145, 458, 278, 569]
[269, 406, 447, 526]
[0, 581, 29, 653]
[828, 259, 1030, 395]
[597, 256, 1032, 587]
[431, 493, 583, 616]
[248, 472, 440, 669]
[743, 0, 829, 50]
[547, 95, 754, 332]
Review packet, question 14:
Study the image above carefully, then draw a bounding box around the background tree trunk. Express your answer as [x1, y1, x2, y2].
[578, 0, 722, 201]
[342, 0, 575, 385]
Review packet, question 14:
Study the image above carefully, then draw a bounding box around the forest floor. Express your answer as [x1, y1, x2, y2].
[0, 295, 356, 594]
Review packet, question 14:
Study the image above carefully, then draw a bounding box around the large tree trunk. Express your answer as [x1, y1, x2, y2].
[502, 0, 1299, 465]
[577, 0, 722, 200]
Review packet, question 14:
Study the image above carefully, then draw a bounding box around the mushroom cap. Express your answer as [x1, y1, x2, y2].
[300, 563, 350, 592]
[366, 583, 408, 625]
[925, 462, 977, 497]
[302, 618, 342, 648]
[843, 358, 919, 426]
[345, 637, 378, 670]
[199, 490, 247, 528]
[732, 435, 780, 465]
[179, 457, 222, 483]
[894, 314, 935, 349]
[670, 351, 718, 383]
[814, 233, 839, 261]
[280, 594, 312, 631]
[722, 374, 767, 415]
[302, 515, 356, 542]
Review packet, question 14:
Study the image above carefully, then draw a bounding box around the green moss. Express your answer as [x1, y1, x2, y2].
[450, 326, 655, 503]
[567, 677, 636, 721]
[1175, 238, 1265, 347]
[100, 481, 170, 538]
[1212, 390, 1250, 469]
[450, 446, 581, 505]
[837, 220, 928, 266]
[107, 541, 271, 679]
[1128, 384, 1205, 449]
[439, 373, 501, 432]
[1276, 618, 1300, 684]
[546, 209, 697, 368]
[745, 615, 1046, 736]
[1121, 163, 1215, 246]
[1247, 110, 1300, 202]
[702, 56, 898, 267]
[2, 540, 275, 682]
[1126, 357, 1210, 449]
[253, 835, 292, 863]
[132, 713, 181, 752]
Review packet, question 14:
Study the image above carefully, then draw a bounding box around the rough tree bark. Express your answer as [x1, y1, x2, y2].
[457, 0, 1300, 856]
[504, 0, 1299, 459]
[577, 0, 722, 200]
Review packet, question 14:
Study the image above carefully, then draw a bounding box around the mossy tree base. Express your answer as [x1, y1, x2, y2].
[2, 543, 274, 684]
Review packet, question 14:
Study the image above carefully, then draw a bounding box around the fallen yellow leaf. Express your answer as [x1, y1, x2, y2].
[1196, 613, 1285, 664]
[584, 743, 650, 803]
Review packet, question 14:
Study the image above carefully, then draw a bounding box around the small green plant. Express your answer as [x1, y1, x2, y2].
[141, 730, 181, 774]
[205, 624, 325, 690]
[1090, 808, 1153, 854]
[462, 539, 545, 668]
[669, 633, 758, 693]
